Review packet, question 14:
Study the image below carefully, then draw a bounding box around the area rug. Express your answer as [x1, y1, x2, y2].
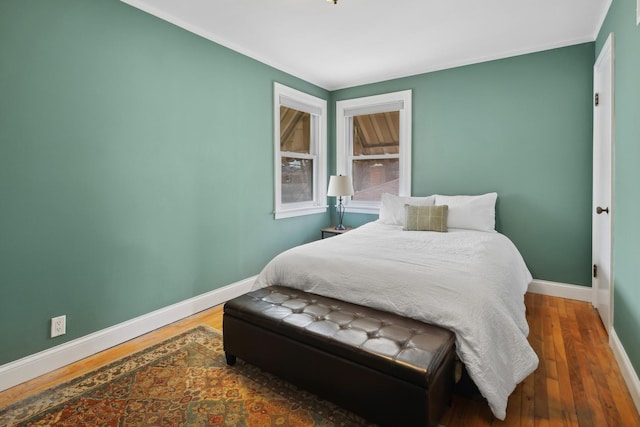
[0, 326, 374, 426]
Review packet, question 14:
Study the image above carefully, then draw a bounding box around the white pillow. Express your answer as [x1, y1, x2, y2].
[434, 192, 497, 232]
[379, 193, 435, 225]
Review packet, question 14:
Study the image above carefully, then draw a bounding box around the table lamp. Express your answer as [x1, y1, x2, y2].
[327, 175, 354, 230]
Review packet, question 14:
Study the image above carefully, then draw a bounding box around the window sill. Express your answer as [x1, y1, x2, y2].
[344, 205, 380, 215]
[275, 205, 327, 219]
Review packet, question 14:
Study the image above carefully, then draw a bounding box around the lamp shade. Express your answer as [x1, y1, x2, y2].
[327, 175, 354, 197]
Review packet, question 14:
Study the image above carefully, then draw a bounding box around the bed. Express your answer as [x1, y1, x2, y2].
[248, 192, 539, 420]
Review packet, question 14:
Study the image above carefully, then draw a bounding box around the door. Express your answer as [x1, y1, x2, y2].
[592, 33, 614, 333]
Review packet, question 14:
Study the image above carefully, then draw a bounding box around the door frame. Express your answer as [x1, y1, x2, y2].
[592, 32, 615, 332]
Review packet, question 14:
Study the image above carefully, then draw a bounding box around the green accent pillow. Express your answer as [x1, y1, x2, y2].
[403, 204, 448, 232]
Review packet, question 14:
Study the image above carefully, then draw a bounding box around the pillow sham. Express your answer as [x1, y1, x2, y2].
[379, 193, 435, 225]
[403, 204, 448, 232]
[434, 192, 497, 232]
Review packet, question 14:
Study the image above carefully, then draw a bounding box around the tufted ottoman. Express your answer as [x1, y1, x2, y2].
[223, 286, 456, 427]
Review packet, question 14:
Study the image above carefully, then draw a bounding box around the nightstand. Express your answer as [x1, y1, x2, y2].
[321, 226, 354, 239]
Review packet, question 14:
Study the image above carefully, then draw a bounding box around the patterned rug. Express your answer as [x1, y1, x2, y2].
[1, 326, 374, 426]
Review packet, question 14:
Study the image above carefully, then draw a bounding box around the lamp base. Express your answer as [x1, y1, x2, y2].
[334, 197, 348, 231]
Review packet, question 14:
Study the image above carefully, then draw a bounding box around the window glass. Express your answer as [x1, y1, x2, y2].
[281, 157, 313, 203]
[280, 107, 311, 154]
[353, 112, 399, 156]
[352, 158, 399, 201]
[351, 110, 400, 202]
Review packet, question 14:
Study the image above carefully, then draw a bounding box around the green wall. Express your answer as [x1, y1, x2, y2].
[1, 0, 599, 369]
[0, 0, 329, 365]
[597, 0, 640, 377]
[332, 43, 595, 286]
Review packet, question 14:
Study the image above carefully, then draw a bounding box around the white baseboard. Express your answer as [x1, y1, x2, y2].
[610, 328, 640, 415]
[527, 279, 593, 302]
[0, 276, 256, 393]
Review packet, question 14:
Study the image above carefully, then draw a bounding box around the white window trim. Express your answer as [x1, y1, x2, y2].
[336, 90, 412, 215]
[274, 83, 328, 219]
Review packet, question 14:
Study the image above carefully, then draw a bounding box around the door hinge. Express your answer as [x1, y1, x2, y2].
[594, 92, 600, 107]
[593, 264, 598, 278]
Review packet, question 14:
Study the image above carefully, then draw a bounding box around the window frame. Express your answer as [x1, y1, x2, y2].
[335, 90, 412, 215]
[274, 82, 328, 219]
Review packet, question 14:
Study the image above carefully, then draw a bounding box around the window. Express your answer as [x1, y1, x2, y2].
[336, 90, 412, 214]
[274, 83, 327, 219]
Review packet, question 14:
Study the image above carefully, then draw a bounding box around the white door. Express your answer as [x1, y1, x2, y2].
[592, 33, 614, 333]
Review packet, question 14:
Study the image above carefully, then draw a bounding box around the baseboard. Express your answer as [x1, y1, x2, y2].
[527, 279, 592, 302]
[0, 276, 256, 393]
[610, 328, 640, 415]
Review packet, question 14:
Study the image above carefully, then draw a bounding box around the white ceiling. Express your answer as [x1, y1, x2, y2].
[121, 0, 611, 91]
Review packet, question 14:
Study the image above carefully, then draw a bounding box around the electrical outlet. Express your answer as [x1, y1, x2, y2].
[51, 315, 66, 338]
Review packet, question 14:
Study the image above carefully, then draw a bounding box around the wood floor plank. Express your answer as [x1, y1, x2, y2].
[501, 382, 523, 427]
[543, 297, 563, 427]
[520, 369, 537, 427]
[578, 302, 621, 426]
[1, 294, 639, 427]
[531, 294, 550, 426]
[563, 300, 595, 427]
[549, 297, 579, 427]
[521, 294, 537, 427]
[593, 324, 639, 426]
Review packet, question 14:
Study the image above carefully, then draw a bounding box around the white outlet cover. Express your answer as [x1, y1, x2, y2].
[51, 315, 66, 338]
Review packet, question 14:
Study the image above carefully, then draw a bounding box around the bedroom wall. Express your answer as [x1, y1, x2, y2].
[596, 0, 640, 379]
[331, 43, 595, 287]
[0, 0, 329, 365]
[0, 0, 606, 374]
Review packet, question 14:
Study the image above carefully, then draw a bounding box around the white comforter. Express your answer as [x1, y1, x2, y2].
[253, 221, 539, 420]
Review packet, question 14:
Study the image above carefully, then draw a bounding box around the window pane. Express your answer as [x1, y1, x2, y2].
[352, 158, 399, 201]
[353, 111, 399, 156]
[281, 157, 313, 203]
[280, 106, 311, 154]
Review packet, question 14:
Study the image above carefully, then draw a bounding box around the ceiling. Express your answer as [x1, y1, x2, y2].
[120, 0, 611, 91]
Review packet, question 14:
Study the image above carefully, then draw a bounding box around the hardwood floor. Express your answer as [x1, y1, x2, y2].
[441, 293, 640, 426]
[1, 293, 638, 426]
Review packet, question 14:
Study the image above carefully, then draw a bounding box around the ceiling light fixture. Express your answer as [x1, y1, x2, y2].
[327, 0, 338, 4]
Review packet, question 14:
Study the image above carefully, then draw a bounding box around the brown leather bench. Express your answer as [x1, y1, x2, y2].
[223, 286, 456, 427]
